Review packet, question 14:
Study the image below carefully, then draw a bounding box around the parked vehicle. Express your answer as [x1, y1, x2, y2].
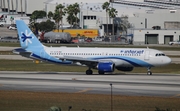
[168, 41, 180, 45]
[86, 38, 92, 42]
[0, 21, 5, 27]
[0, 23, 4, 27]
[0, 36, 19, 42]
[54, 29, 99, 38]
[41, 31, 72, 43]
[78, 38, 85, 42]
[7, 24, 17, 30]
[92, 37, 103, 42]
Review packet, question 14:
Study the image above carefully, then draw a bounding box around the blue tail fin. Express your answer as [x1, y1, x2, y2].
[16, 20, 43, 49]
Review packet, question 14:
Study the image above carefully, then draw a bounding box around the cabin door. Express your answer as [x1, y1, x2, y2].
[101, 52, 108, 56]
[144, 50, 150, 60]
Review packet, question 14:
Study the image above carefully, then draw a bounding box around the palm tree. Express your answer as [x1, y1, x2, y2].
[66, 14, 75, 27]
[120, 15, 131, 35]
[109, 8, 118, 36]
[54, 4, 66, 31]
[102, 2, 110, 36]
[47, 11, 53, 19]
[65, 4, 74, 28]
[73, 3, 80, 26]
[65, 3, 80, 28]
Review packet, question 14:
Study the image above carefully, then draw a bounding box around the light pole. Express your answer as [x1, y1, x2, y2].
[68, 106, 72, 111]
[110, 83, 113, 111]
[87, 6, 89, 15]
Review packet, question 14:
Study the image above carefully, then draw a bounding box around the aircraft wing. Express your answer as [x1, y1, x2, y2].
[56, 56, 99, 67]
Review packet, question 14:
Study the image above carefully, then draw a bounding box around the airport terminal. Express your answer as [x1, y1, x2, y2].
[1, 0, 180, 45]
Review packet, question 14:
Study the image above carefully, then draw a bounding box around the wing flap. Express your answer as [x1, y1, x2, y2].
[56, 56, 115, 68]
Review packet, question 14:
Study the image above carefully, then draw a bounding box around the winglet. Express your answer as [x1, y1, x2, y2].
[16, 20, 43, 49]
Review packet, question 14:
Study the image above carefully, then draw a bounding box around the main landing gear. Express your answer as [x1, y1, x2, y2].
[147, 67, 152, 75]
[86, 68, 105, 75]
[98, 71, 105, 75]
[86, 69, 93, 75]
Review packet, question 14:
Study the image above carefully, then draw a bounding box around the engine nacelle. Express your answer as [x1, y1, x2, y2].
[116, 66, 134, 72]
[97, 62, 115, 72]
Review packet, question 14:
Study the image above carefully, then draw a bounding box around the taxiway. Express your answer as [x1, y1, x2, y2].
[0, 71, 180, 97]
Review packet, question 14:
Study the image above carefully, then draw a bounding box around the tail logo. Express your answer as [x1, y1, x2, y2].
[21, 30, 34, 46]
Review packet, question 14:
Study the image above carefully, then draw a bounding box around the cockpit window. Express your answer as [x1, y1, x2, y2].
[161, 54, 165, 56]
[155, 53, 166, 56]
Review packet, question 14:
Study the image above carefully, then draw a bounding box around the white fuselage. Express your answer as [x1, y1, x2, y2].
[38, 46, 171, 67]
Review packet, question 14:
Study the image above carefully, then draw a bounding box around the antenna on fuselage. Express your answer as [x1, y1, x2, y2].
[147, 46, 149, 49]
[77, 45, 79, 48]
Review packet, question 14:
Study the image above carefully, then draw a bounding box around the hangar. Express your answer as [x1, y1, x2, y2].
[133, 29, 180, 45]
[128, 9, 180, 45]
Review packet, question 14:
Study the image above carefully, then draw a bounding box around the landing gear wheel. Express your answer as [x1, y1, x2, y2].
[98, 71, 105, 75]
[86, 70, 93, 75]
[147, 67, 152, 75]
[47, 40, 50, 43]
[147, 71, 152, 75]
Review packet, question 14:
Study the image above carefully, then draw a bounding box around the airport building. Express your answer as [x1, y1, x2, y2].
[128, 9, 180, 45]
[113, 0, 180, 44]
[1, 0, 180, 44]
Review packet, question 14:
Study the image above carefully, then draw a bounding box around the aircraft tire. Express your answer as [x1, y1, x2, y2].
[86, 70, 93, 75]
[147, 71, 152, 75]
[47, 40, 50, 43]
[98, 71, 105, 75]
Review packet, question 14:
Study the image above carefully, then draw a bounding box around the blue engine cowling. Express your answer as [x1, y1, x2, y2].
[97, 62, 115, 72]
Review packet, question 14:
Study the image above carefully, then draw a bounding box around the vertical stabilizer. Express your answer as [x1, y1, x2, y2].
[16, 20, 43, 49]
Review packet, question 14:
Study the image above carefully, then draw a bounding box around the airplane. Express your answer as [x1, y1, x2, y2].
[13, 20, 171, 75]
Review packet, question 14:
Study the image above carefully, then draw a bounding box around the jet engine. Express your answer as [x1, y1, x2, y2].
[116, 66, 134, 71]
[97, 62, 115, 72]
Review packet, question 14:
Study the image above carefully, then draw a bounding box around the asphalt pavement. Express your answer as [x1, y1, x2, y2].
[0, 26, 17, 37]
[0, 71, 180, 97]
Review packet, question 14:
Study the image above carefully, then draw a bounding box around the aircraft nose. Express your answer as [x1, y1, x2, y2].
[165, 57, 171, 64]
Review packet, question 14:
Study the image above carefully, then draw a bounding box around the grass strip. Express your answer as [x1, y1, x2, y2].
[0, 90, 179, 111]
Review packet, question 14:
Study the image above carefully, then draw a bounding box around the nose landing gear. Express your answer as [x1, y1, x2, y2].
[147, 67, 152, 75]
